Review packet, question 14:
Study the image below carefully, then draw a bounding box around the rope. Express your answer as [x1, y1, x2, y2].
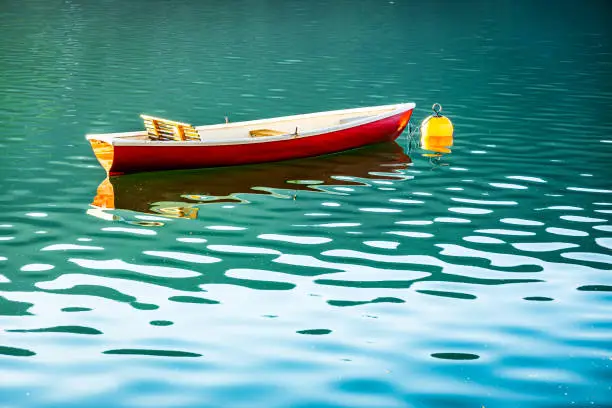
[406, 120, 420, 152]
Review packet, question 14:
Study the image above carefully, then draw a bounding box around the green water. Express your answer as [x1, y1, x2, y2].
[1, 1, 612, 407]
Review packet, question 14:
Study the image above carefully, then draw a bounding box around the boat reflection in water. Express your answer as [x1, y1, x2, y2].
[91, 142, 412, 219]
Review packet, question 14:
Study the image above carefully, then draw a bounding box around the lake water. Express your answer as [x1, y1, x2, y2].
[1, 1, 611, 407]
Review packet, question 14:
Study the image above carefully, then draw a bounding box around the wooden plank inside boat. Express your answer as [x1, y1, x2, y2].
[249, 129, 286, 137]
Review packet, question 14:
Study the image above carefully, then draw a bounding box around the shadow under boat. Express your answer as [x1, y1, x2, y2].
[91, 142, 412, 218]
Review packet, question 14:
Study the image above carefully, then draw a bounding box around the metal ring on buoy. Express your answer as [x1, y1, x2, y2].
[432, 103, 442, 117]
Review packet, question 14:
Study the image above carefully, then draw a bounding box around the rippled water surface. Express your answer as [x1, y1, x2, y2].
[1, 1, 612, 407]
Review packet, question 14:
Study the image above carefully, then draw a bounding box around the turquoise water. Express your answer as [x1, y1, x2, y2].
[1, 1, 612, 406]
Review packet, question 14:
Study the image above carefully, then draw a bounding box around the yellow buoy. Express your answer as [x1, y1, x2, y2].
[420, 103, 454, 153]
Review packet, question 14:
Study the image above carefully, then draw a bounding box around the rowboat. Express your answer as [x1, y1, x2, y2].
[90, 142, 411, 218]
[86, 103, 415, 175]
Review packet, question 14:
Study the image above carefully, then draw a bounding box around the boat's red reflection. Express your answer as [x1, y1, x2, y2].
[91, 142, 412, 217]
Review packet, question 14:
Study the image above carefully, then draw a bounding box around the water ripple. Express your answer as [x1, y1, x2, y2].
[144, 251, 221, 264]
[2, 1, 612, 406]
[258, 234, 332, 245]
[103, 349, 202, 358]
[68, 258, 201, 278]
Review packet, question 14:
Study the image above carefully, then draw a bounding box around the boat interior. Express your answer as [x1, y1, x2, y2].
[111, 105, 403, 142]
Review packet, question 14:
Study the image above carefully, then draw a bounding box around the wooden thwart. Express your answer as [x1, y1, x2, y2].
[249, 129, 287, 138]
[141, 115, 200, 141]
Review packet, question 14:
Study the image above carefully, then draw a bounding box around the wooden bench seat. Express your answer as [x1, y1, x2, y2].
[141, 115, 200, 141]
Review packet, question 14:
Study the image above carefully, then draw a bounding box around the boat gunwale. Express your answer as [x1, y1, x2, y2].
[85, 102, 415, 147]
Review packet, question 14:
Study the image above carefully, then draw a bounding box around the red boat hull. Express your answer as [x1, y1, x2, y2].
[92, 109, 412, 175]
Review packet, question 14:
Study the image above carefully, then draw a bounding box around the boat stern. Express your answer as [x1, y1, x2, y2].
[394, 104, 414, 137]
